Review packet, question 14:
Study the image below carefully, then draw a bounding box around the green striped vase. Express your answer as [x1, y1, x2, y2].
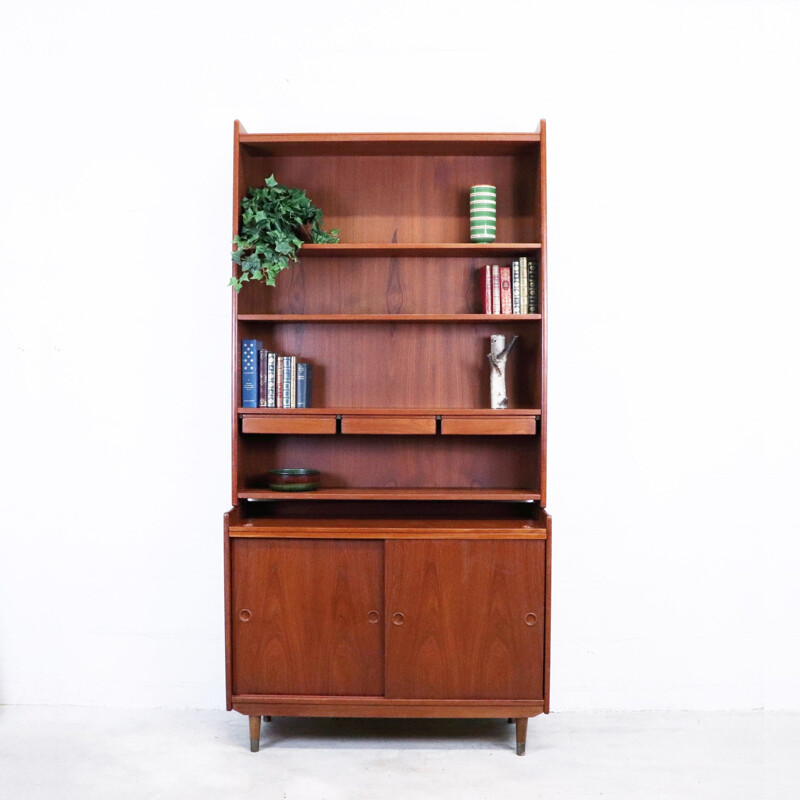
[470, 184, 496, 243]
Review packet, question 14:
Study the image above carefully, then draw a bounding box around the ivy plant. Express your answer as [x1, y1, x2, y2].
[230, 175, 339, 291]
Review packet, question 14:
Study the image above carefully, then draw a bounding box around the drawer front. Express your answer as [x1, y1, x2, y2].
[241, 415, 336, 434]
[341, 416, 436, 435]
[441, 416, 537, 435]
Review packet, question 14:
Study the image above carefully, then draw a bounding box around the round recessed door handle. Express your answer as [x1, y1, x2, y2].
[392, 612, 405, 626]
[239, 609, 252, 622]
[524, 612, 537, 627]
[367, 610, 380, 624]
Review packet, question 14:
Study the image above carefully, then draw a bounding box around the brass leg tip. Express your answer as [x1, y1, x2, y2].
[516, 743, 525, 756]
[250, 740, 259, 753]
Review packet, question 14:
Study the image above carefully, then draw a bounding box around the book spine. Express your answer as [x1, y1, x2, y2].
[499, 266, 512, 314]
[511, 261, 521, 314]
[491, 265, 501, 314]
[267, 352, 276, 408]
[276, 356, 283, 409]
[297, 363, 307, 408]
[528, 257, 538, 314]
[481, 265, 492, 314]
[258, 350, 269, 407]
[520, 256, 528, 314]
[241, 339, 261, 408]
[282, 356, 292, 409]
[304, 364, 312, 408]
[290, 356, 297, 408]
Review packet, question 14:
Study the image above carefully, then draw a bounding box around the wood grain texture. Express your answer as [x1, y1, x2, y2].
[538, 119, 549, 507]
[239, 133, 540, 157]
[238, 407, 541, 416]
[238, 488, 541, 502]
[239, 434, 539, 493]
[385, 540, 546, 700]
[237, 256, 542, 316]
[341, 416, 436, 435]
[232, 697, 545, 718]
[238, 322, 539, 409]
[242, 154, 537, 243]
[224, 511, 233, 711]
[241, 415, 336, 434]
[544, 512, 552, 714]
[231, 539, 384, 696]
[296, 243, 541, 256]
[441, 416, 537, 436]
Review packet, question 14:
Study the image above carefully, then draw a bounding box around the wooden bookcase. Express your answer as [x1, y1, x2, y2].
[224, 123, 551, 755]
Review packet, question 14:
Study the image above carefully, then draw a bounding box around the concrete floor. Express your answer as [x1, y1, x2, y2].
[0, 708, 796, 799]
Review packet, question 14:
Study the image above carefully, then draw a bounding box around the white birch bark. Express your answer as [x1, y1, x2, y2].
[488, 334, 518, 409]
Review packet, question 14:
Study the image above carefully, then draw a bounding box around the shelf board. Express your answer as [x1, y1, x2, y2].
[239, 132, 541, 157]
[297, 243, 541, 257]
[238, 488, 542, 502]
[238, 313, 542, 323]
[238, 407, 541, 417]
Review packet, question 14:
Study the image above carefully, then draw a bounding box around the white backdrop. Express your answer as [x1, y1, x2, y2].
[0, 0, 798, 711]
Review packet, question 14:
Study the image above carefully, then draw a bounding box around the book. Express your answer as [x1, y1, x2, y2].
[297, 363, 313, 408]
[276, 355, 283, 408]
[267, 352, 276, 408]
[258, 350, 269, 407]
[241, 339, 262, 408]
[499, 266, 512, 314]
[282, 356, 292, 409]
[511, 261, 521, 314]
[290, 356, 297, 408]
[528, 257, 538, 314]
[520, 256, 528, 314]
[481, 265, 492, 314]
[491, 265, 501, 314]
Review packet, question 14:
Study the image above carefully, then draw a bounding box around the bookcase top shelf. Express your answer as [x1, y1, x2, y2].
[238, 131, 541, 157]
[296, 243, 542, 257]
[238, 488, 542, 502]
[238, 314, 542, 323]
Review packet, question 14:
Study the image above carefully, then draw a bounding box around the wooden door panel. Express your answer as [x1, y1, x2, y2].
[385, 540, 545, 700]
[232, 539, 383, 696]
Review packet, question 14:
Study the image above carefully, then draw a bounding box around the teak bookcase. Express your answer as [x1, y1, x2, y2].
[224, 123, 551, 755]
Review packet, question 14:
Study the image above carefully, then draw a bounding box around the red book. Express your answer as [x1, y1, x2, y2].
[499, 266, 512, 314]
[491, 265, 501, 314]
[481, 265, 492, 313]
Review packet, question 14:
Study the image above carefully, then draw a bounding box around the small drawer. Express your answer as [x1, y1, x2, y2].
[341, 416, 436, 435]
[241, 415, 336, 434]
[441, 416, 537, 436]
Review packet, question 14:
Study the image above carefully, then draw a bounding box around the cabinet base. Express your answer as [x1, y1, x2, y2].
[234, 699, 544, 754]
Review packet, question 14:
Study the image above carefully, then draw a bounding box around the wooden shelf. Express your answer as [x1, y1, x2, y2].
[238, 488, 542, 501]
[238, 313, 542, 322]
[238, 408, 541, 416]
[297, 243, 541, 257]
[239, 132, 540, 157]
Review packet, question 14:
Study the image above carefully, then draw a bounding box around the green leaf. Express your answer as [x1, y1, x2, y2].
[265, 174, 278, 188]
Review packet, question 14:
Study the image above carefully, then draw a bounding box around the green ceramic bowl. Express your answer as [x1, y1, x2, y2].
[268, 468, 320, 491]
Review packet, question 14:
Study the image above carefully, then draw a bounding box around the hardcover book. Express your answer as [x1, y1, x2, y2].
[511, 261, 521, 315]
[276, 356, 283, 408]
[297, 363, 313, 408]
[282, 356, 292, 409]
[520, 255, 529, 314]
[258, 350, 269, 407]
[528, 258, 538, 314]
[241, 339, 262, 408]
[491, 265, 501, 314]
[481, 265, 493, 314]
[267, 352, 276, 408]
[290, 356, 297, 408]
[499, 266, 512, 314]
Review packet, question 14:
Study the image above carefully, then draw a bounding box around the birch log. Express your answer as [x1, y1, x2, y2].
[488, 335, 518, 409]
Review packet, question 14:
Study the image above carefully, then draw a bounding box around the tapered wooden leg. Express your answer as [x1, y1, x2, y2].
[515, 717, 528, 756]
[249, 715, 261, 752]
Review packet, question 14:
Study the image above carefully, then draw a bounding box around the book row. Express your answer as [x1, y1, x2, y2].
[241, 339, 313, 408]
[480, 256, 539, 315]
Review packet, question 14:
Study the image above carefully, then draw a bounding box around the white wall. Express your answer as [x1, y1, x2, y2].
[0, 0, 797, 710]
